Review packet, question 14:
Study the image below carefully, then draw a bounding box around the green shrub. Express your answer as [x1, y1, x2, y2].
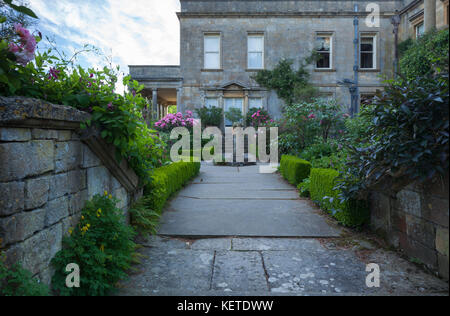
[225, 108, 244, 126]
[399, 29, 449, 81]
[280, 155, 312, 185]
[310, 168, 369, 228]
[297, 177, 311, 198]
[144, 161, 201, 213]
[195, 106, 223, 127]
[0, 256, 49, 296]
[51, 194, 136, 296]
[129, 196, 161, 236]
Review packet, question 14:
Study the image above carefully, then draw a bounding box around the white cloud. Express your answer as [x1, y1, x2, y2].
[29, 0, 181, 72]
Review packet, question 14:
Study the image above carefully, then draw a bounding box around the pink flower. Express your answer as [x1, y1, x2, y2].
[8, 43, 20, 53]
[308, 113, 316, 119]
[9, 24, 36, 66]
[343, 113, 350, 118]
[48, 67, 60, 80]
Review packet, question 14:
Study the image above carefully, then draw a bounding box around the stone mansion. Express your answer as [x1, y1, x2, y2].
[130, 0, 449, 122]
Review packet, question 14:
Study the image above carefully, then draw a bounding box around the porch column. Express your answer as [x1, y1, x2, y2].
[219, 91, 224, 130]
[152, 88, 158, 119]
[244, 90, 249, 117]
[424, 0, 436, 32]
[177, 87, 183, 113]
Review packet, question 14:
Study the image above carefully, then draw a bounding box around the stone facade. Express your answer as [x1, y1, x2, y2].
[131, 0, 448, 121]
[370, 174, 449, 280]
[0, 97, 142, 285]
[399, 0, 449, 41]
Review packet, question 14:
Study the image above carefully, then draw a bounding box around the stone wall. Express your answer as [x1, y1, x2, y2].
[0, 97, 142, 284]
[370, 174, 449, 280]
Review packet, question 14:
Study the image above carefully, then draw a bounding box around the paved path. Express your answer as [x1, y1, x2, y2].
[118, 164, 448, 296]
[158, 164, 340, 238]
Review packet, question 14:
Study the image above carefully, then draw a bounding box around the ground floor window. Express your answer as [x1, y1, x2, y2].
[205, 97, 219, 108]
[415, 22, 425, 38]
[249, 98, 263, 109]
[224, 98, 243, 126]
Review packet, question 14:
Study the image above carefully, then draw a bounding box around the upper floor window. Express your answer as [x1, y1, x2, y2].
[315, 34, 332, 69]
[248, 35, 264, 69]
[415, 22, 425, 38]
[204, 34, 221, 69]
[360, 35, 376, 69]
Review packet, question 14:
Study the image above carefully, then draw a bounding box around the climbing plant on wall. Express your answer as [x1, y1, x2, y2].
[252, 57, 318, 106]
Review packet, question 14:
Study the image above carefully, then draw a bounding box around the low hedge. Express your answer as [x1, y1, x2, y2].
[309, 168, 369, 228]
[280, 155, 312, 185]
[144, 161, 201, 212]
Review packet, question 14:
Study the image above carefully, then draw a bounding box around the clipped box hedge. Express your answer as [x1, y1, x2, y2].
[145, 161, 201, 212]
[280, 155, 312, 185]
[309, 168, 369, 228]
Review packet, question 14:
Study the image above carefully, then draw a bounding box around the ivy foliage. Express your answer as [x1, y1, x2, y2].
[252, 58, 318, 106]
[399, 29, 449, 81]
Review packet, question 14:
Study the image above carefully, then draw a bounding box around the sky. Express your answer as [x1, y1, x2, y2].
[28, 0, 181, 92]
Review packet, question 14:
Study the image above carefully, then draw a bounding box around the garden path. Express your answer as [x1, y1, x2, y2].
[118, 164, 448, 296]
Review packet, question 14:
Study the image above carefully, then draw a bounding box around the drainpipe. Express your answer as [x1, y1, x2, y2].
[352, 4, 359, 117]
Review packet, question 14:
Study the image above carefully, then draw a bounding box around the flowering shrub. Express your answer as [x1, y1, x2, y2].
[154, 111, 196, 132]
[0, 21, 40, 93]
[278, 99, 347, 156]
[0, 16, 165, 184]
[7, 23, 36, 66]
[51, 193, 136, 296]
[246, 108, 274, 127]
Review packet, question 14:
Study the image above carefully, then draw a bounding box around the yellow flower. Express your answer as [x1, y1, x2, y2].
[108, 194, 112, 199]
[100, 244, 105, 252]
[81, 216, 85, 220]
[68, 228, 73, 235]
[104, 191, 108, 196]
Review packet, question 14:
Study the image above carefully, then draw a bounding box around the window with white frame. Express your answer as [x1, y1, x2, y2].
[248, 35, 264, 69]
[204, 34, 221, 69]
[249, 98, 263, 109]
[315, 35, 332, 69]
[415, 22, 425, 38]
[205, 97, 219, 108]
[360, 35, 376, 69]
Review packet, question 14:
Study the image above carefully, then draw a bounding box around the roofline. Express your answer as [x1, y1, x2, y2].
[129, 65, 180, 68]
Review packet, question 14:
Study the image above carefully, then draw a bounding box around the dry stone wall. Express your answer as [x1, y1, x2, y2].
[370, 175, 449, 281]
[0, 96, 142, 284]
